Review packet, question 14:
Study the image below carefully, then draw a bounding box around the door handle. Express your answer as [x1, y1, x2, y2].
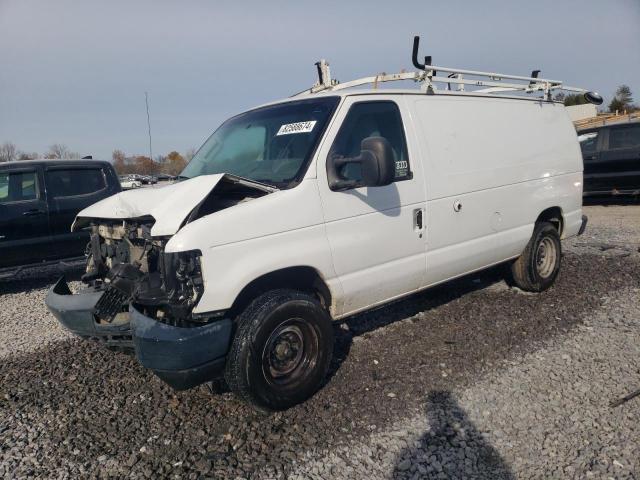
[413, 208, 423, 230]
[22, 209, 45, 216]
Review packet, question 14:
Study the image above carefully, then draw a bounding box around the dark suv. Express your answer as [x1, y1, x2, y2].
[578, 121, 640, 196]
[0, 159, 120, 270]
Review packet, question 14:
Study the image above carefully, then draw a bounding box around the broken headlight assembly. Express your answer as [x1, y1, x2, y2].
[142, 249, 206, 324]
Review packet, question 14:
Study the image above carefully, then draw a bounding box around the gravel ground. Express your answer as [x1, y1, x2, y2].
[1, 204, 639, 479]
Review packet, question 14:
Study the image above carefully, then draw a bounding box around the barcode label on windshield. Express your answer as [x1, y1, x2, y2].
[276, 121, 317, 136]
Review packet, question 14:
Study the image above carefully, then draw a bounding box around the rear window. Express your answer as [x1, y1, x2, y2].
[0, 171, 39, 203]
[609, 125, 640, 149]
[46, 168, 106, 197]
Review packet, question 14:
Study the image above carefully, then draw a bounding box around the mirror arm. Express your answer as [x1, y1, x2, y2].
[329, 178, 359, 191]
[328, 154, 363, 191]
[333, 155, 362, 169]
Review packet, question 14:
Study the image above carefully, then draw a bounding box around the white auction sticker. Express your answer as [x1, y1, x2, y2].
[276, 120, 317, 136]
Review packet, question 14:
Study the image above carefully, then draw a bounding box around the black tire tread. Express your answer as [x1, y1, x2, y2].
[224, 289, 333, 412]
[510, 221, 561, 292]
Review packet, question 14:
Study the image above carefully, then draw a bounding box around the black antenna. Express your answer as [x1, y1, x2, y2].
[145, 92, 153, 161]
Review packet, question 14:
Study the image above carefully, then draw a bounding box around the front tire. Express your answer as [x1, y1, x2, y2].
[224, 289, 334, 411]
[510, 221, 561, 292]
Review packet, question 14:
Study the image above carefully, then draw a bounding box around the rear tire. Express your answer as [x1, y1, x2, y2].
[224, 289, 333, 411]
[510, 222, 561, 292]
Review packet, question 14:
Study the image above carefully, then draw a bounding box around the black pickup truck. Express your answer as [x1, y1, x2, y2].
[0, 159, 121, 270]
[579, 121, 640, 196]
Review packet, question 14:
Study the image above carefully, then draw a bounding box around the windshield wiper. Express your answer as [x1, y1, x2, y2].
[253, 179, 281, 189]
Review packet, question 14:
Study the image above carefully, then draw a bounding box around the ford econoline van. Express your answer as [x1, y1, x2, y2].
[46, 38, 600, 410]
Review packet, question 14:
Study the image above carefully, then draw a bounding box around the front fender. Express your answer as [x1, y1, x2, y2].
[192, 223, 341, 316]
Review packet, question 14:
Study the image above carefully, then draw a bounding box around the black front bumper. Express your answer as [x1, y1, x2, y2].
[130, 305, 232, 390]
[46, 277, 233, 390]
[45, 277, 133, 349]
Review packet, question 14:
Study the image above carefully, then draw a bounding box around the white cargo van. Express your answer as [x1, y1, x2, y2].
[46, 38, 601, 411]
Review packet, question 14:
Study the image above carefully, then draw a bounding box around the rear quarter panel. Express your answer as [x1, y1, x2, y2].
[409, 96, 583, 285]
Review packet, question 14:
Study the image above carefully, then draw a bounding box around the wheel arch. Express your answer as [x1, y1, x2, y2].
[228, 266, 333, 319]
[536, 206, 564, 236]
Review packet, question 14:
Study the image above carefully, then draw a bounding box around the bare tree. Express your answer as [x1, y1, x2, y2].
[112, 149, 128, 174]
[45, 143, 69, 159]
[0, 142, 17, 162]
[184, 147, 197, 162]
[45, 144, 80, 159]
[17, 151, 39, 160]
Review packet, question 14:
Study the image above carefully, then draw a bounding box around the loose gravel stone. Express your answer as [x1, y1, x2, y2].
[1, 204, 638, 479]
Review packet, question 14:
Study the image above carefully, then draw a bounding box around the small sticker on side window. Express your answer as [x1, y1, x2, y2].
[276, 121, 317, 136]
[395, 160, 409, 178]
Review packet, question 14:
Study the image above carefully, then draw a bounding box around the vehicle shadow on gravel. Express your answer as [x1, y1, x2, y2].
[0, 265, 83, 295]
[327, 265, 507, 381]
[393, 391, 513, 479]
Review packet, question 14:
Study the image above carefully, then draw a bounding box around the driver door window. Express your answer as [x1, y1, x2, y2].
[328, 101, 411, 185]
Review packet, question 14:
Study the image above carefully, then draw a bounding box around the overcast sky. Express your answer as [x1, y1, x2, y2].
[1, 0, 639, 160]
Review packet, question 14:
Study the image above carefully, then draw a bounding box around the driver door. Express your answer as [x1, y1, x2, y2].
[317, 97, 427, 316]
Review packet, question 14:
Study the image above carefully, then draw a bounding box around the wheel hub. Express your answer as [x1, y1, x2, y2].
[266, 325, 305, 378]
[535, 237, 557, 278]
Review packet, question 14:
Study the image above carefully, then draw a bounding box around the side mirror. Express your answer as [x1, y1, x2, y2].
[328, 136, 396, 190]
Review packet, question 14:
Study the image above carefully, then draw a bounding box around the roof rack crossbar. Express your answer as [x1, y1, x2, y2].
[293, 36, 602, 105]
[421, 65, 562, 85]
[295, 70, 588, 97]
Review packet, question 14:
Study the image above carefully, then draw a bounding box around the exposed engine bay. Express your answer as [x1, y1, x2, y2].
[80, 176, 273, 327]
[83, 218, 205, 327]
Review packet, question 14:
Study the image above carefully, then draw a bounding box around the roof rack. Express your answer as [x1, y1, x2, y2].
[295, 36, 603, 105]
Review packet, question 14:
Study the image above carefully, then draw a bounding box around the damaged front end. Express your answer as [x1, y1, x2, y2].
[46, 174, 274, 389]
[45, 217, 233, 389]
[85, 218, 205, 328]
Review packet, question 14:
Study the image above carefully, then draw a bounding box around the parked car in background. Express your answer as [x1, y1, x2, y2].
[578, 121, 640, 196]
[119, 176, 142, 189]
[141, 175, 158, 185]
[0, 159, 121, 270]
[157, 174, 176, 182]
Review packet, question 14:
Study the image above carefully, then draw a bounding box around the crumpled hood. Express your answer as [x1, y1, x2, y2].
[72, 174, 275, 236]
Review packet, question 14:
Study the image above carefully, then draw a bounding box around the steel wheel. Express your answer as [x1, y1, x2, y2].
[262, 319, 319, 387]
[535, 237, 557, 278]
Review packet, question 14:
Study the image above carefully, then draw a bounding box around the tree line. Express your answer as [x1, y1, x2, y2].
[111, 149, 195, 176]
[0, 143, 81, 163]
[0, 142, 195, 177]
[554, 84, 636, 112]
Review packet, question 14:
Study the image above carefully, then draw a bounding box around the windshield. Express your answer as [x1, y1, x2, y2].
[181, 97, 339, 188]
